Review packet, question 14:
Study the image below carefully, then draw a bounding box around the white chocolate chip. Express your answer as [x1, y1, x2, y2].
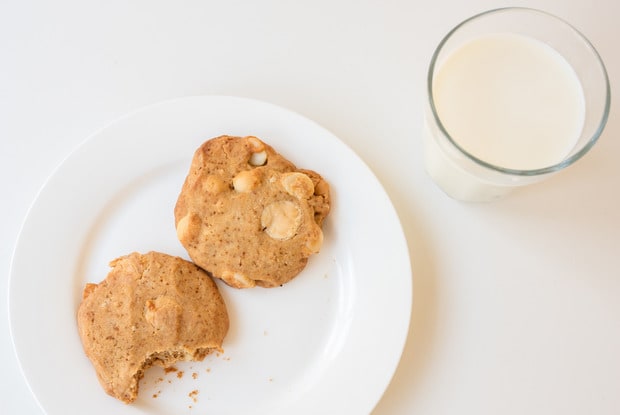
[261, 200, 302, 240]
[281, 172, 314, 199]
[304, 225, 324, 254]
[221, 270, 256, 288]
[176, 213, 192, 241]
[233, 170, 260, 192]
[249, 150, 267, 166]
[246, 136, 268, 166]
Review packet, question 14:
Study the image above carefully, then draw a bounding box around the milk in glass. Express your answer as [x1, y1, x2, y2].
[425, 33, 586, 201]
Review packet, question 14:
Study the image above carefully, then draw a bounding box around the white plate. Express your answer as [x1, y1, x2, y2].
[9, 96, 412, 415]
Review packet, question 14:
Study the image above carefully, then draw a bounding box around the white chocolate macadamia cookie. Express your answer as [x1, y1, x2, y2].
[174, 135, 331, 288]
[76, 252, 229, 403]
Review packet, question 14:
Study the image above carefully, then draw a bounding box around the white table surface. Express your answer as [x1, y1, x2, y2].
[2, 1, 618, 414]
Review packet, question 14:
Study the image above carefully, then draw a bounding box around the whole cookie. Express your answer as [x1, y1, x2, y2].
[174, 135, 330, 288]
[77, 252, 229, 403]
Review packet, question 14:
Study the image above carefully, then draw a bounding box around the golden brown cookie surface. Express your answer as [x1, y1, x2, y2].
[76, 251, 229, 403]
[174, 135, 331, 288]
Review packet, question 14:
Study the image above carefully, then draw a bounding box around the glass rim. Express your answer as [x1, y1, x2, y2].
[427, 7, 611, 177]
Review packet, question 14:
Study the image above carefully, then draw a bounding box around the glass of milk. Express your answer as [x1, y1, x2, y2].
[424, 7, 610, 202]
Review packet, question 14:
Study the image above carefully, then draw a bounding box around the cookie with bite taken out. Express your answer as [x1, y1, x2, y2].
[76, 251, 229, 403]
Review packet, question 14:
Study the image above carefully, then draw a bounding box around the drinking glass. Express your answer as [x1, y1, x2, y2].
[424, 7, 610, 202]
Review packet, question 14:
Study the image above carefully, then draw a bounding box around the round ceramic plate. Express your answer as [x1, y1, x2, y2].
[9, 96, 412, 415]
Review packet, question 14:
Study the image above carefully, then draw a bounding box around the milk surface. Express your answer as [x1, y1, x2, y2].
[426, 33, 586, 201]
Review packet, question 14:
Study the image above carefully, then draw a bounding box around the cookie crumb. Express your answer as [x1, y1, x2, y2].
[206, 368, 211, 373]
[192, 372, 198, 380]
[177, 371, 184, 379]
[189, 389, 199, 403]
[156, 377, 164, 383]
[164, 366, 178, 374]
